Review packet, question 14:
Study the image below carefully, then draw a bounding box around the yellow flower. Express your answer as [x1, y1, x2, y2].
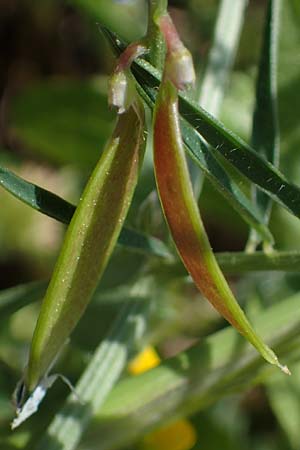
[128, 346, 161, 375]
[141, 419, 197, 450]
[128, 347, 197, 450]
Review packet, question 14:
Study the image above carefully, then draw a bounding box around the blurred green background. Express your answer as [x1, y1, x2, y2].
[1, 1, 300, 449]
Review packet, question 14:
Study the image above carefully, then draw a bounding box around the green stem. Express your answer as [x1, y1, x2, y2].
[146, 0, 167, 70]
[216, 249, 297, 273]
[164, 250, 300, 276]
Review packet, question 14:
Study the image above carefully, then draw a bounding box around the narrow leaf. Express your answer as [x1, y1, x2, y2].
[101, 28, 300, 219]
[248, 0, 281, 247]
[0, 166, 75, 224]
[0, 165, 170, 259]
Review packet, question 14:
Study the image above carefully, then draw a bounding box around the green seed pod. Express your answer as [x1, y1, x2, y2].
[153, 78, 289, 374]
[24, 101, 146, 393]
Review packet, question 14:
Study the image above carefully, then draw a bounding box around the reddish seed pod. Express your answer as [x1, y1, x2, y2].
[153, 78, 289, 374]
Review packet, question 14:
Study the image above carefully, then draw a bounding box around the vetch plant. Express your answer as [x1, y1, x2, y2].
[1, 0, 300, 449]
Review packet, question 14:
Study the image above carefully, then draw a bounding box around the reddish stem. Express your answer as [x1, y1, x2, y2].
[157, 14, 183, 54]
[115, 43, 147, 73]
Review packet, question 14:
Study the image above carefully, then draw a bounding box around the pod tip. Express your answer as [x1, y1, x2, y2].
[279, 363, 291, 376]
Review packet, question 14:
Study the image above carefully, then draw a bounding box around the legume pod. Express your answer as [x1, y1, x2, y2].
[153, 79, 289, 373]
[25, 102, 145, 393]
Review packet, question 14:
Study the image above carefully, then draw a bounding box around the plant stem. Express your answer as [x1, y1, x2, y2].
[147, 0, 167, 70]
[164, 250, 300, 275]
[216, 249, 298, 273]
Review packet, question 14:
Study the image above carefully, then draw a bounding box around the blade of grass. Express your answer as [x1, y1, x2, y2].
[252, 0, 281, 209]
[199, 0, 248, 115]
[80, 292, 300, 450]
[0, 166, 75, 224]
[35, 300, 148, 450]
[102, 28, 300, 219]
[0, 165, 171, 259]
[247, 0, 281, 249]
